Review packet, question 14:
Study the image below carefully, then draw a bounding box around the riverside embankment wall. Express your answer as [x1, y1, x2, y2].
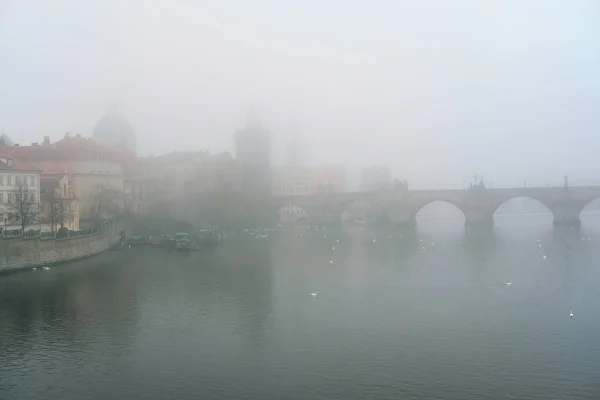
[0, 223, 123, 274]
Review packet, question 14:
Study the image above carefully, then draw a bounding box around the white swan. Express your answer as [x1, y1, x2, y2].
[570, 311, 574, 318]
[32, 267, 36, 271]
[311, 292, 318, 297]
[43, 266, 50, 271]
[329, 260, 334, 264]
[505, 281, 512, 286]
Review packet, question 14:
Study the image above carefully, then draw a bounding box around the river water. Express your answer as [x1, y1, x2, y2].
[2, 215, 600, 399]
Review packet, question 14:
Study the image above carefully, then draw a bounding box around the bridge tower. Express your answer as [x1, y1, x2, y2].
[234, 110, 273, 226]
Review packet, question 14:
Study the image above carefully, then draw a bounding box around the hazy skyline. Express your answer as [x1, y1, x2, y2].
[1, 0, 599, 189]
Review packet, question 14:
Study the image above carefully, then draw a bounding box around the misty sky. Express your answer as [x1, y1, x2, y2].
[1, 0, 599, 189]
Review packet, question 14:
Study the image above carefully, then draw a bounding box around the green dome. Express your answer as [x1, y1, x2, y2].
[93, 110, 136, 152]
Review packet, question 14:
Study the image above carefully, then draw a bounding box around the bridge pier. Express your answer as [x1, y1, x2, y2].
[552, 206, 584, 228]
[553, 217, 581, 227]
[465, 219, 494, 228]
[464, 209, 494, 228]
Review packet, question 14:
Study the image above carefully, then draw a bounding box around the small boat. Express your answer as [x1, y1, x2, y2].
[175, 232, 191, 252]
[127, 235, 146, 247]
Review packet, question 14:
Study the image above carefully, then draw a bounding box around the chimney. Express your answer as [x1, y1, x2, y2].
[65, 132, 69, 139]
[43, 136, 50, 145]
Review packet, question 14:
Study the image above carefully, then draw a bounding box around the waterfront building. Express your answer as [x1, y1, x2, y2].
[273, 165, 346, 197]
[40, 175, 80, 232]
[126, 150, 240, 218]
[5, 134, 131, 227]
[0, 154, 42, 233]
[273, 165, 346, 222]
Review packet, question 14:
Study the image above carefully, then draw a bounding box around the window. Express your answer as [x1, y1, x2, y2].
[7, 176, 12, 186]
[0, 176, 3, 186]
[30, 176, 35, 186]
[0, 193, 4, 203]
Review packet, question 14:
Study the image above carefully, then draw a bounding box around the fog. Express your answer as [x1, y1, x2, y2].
[1, 0, 599, 189]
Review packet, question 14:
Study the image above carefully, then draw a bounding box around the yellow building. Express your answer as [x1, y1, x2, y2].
[273, 165, 346, 196]
[273, 165, 346, 222]
[40, 175, 80, 232]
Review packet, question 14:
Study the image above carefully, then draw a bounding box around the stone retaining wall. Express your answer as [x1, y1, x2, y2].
[0, 224, 122, 273]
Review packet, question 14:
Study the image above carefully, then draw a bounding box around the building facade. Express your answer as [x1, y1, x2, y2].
[5, 134, 132, 227]
[0, 155, 42, 233]
[124, 150, 240, 218]
[273, 165, 346, 196]
[273, 165, 346, 222]
[40, 175, 80, 232]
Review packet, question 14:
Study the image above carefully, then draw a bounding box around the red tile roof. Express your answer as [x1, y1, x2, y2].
[0, 136, 135, 164]
[35, 162, 71, 176]
[0, 154, 42, 172]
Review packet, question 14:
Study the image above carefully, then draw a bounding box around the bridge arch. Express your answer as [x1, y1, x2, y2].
[492, 196, 553, 217]
[412, 200, 466, 224]
[577, 196, 600, 224]
[490, 196, 554, 227]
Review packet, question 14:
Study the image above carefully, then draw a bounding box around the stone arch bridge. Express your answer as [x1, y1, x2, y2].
[271, 186, 600, 227]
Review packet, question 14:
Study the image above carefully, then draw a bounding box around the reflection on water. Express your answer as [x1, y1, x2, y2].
[2, 216, 600, 399]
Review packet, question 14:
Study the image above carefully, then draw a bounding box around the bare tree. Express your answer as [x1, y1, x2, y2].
[41, 189, 75, 232]
[41, 198, 58, 232]
[90, 184, 122, 227]
[53, 194, 75, 229]
[6, 179, 39, 234]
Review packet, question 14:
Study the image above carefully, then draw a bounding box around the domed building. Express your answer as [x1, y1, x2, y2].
[0, 133, 15, 147]
[93, 108, 137, 154]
